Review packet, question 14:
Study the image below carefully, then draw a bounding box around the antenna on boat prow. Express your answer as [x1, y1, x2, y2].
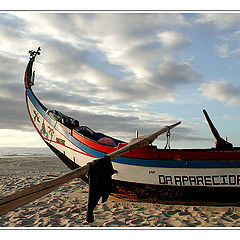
[29, 47, 41, 60]
[26, 47, 41, 88]
[203, 109, 233, 150]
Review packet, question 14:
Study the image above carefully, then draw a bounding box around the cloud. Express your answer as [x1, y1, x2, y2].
[157, 31, 191, 50]
[22, 26, 199, 105]
[216, 43, 231, 58]
[156, 61, 201, 87]
[0, 52, 32, 131]
[217, 115, 235, 120]
[0, 96, 29, 130]
[194, 13, 240, 30]
[0, 12, 210, 147]
[199, 80, 240, 105]
[216, 30, 240, 58]
[192, 13, 240, 59]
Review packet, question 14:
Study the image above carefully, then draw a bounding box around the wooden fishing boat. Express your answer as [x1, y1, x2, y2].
[25, 48, 240, 205]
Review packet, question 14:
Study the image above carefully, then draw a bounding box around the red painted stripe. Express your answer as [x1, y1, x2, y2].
[72, 130, 120, 152]
[74, 132, 240, 160]
[24, 62, 30, 89]
[45, 138, 94, 157]
[72, 130, 161, 158]
[156, 150, 240, 161]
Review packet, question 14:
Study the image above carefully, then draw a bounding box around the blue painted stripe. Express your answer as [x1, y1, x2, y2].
[26, 89, 240, 169]
[113, 157, 240, 168]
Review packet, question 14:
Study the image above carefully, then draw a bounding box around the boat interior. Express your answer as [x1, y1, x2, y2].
[46, 109, 125, 147]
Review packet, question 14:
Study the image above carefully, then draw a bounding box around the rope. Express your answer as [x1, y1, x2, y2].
[164, 129, 171, 149]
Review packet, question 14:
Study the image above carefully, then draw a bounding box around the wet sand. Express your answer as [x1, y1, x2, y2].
[1, 156, 240, 227]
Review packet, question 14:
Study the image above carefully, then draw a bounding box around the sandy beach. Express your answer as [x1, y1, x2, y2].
[1, 156, 240, 228]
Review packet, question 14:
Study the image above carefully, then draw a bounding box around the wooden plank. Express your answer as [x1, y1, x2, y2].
[0, 164, 89, 215]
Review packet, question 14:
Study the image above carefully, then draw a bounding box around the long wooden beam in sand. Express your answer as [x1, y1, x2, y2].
[0, 122, 181, 216]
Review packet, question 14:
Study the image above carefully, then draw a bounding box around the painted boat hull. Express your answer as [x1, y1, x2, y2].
[25, 55, 240, 205]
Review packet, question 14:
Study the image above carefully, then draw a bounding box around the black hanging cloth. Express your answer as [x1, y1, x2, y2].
[86, 155, 116, 223]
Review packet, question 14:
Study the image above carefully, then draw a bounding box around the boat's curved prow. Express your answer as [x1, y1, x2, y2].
[24, 48, 48, 113]
[24, 48, 96, 170]
[24, 48, 41, 89]
[24, 48, 51, 145]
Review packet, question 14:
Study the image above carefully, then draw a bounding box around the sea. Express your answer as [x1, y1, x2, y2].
[0, 147, 54, 158]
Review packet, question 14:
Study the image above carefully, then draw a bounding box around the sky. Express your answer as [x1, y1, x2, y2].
[1, 12, 240, 149]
